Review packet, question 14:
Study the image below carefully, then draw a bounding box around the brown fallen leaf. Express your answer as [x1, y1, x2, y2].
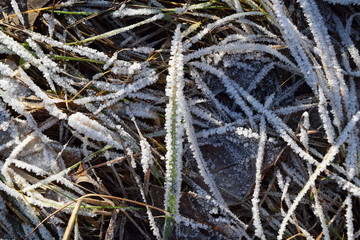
[2, 0, 50, 27]
[27, 0, 50, 26]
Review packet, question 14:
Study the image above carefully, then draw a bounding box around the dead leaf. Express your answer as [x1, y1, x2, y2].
[2, 0, 50, 27]
[27, 0, 50, 26]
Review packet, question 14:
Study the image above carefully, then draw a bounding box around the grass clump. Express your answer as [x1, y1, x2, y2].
[0, 0, 359, 239]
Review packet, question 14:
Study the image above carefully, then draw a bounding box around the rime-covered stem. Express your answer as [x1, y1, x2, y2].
[163, 25, 185, 239]
[251, 117, 267, 239]
[318, 88, 336, 144]
[345, 195, 354, 239]
[72, 13, 164, 44]
[10, 0, 25, 25]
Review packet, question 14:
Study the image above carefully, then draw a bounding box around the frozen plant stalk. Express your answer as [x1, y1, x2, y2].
[163, 25, 185, 239]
